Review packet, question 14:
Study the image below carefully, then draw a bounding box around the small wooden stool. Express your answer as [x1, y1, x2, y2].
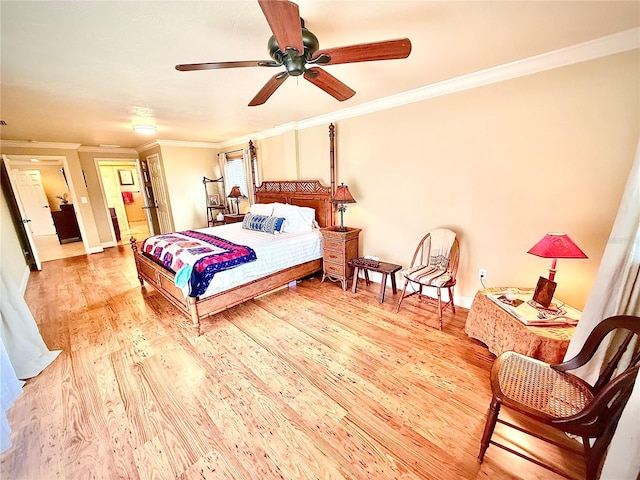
[348, 258, 402, 304]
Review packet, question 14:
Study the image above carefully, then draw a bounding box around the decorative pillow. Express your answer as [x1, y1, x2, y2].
[249, 203, 274, 216]
[242, 213, 286, 234]
[272, 203, 316, 234]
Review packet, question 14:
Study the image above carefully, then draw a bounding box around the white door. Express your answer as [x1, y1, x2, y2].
[99, 165, 130, 232]
[3, 157, 42, 270]
[12, 169, 56, 236]
[147, 154, 172, 233]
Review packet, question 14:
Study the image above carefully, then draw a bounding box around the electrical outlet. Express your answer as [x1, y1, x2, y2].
[478, 268, 487, 280]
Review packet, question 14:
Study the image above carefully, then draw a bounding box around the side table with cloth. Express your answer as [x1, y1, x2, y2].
[464, 288, 579, 364]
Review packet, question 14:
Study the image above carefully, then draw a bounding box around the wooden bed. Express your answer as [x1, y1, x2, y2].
[131, 126, 337, 332]
[131, 179, 333, 332]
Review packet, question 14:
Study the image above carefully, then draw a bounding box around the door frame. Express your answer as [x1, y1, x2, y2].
[2, 154, 89, 263]
[94, 157, 149, 244]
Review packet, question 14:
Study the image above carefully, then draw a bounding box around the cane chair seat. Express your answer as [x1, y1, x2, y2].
[495, 352, 594, 419]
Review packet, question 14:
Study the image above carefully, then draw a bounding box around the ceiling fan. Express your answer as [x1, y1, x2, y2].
[175, 0, 412, 106]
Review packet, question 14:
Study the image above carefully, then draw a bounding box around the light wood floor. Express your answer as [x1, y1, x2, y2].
[1, 246, 584, 479]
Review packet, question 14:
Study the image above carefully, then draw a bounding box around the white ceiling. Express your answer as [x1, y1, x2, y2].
[1, 1, 638, 149]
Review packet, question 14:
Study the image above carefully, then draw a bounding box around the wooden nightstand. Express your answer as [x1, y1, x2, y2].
[320, 226, 361, 290]
[223, 214, 245, 224]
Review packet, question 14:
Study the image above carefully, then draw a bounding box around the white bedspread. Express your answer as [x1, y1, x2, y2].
[194, 223, 322, 298]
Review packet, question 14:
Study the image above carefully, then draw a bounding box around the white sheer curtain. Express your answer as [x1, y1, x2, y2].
[0, 337, 23, 453]
[0, 269, 61, 453]
[564, 139, 639, 479]
[217, 152, 228, 211]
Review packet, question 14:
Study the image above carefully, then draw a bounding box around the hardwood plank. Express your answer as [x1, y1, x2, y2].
[0, 245, 584, 479]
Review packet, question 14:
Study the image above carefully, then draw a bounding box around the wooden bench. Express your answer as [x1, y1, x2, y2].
[348, 258, 402, 304]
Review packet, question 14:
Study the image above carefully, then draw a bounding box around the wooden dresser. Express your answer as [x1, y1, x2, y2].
[51, 204, 82, 244]
[320, 226, 361, 290]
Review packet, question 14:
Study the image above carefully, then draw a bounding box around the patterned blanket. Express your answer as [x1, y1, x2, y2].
[142, 230, 257, 297]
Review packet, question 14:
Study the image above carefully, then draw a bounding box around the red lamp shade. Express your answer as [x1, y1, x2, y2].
[228, 186, 242, 198]
[331, 183, 356, 204]
[228, 186, 243, 215]
[332, 183, 356, 231]
[528, 233, 587, 281]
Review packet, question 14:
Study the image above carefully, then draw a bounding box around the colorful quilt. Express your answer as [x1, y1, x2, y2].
[142, 230, 257, 297]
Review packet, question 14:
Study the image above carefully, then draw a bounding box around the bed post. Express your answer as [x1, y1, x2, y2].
[249, 139, 257, 203]
[329, 123, 336, 227]
[130, 237, 144, 286]
[187, 297, 201, 333]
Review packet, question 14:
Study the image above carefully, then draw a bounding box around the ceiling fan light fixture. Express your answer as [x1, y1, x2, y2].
[132, 124, 157, 134]
[176, 0, 412, 106]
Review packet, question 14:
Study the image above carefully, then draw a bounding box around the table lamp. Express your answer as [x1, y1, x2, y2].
[331, 183, 356, 232]
[527, 232, 587, 307]
[228, 186, 243, 215]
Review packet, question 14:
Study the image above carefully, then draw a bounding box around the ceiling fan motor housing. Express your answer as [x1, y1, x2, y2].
[268, 26, 319, 76]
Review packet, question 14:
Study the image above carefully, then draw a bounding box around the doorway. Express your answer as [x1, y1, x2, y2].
[2, 154, 87, 264]
[95, 159, 151, 243]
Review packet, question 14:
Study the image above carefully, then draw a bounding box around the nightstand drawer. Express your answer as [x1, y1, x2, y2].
[323, 250, 343, 263]
[323, 238, 345, 253]
[324, 261, 344, 276]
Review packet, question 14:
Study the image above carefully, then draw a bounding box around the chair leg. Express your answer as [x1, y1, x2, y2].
[395, 279, 410, 313]
[478, 397, 500, 463]
[448, 286, 456, 313]
[436, 287, 443, 330]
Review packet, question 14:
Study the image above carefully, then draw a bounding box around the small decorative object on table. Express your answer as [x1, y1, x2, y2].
[350, 256, 380, 269]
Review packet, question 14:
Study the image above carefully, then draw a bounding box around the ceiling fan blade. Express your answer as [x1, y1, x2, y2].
[303, 67, 355, 102]
[311, 38, 412, 65]
[258, 0, 304, 54]
[176, 60, 279, 71]
[249, 72, 289, 106]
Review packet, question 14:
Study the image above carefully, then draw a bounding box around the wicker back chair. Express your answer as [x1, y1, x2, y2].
[478, 315, 640, 479]
[395, 229, 459, 330]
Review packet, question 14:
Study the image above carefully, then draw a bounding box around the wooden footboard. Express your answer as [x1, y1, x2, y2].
[130, 237, 322, 332]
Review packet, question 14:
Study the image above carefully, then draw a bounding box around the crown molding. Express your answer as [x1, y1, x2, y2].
[0, 140, 81, 150]
[232, 27, 640, 142]
[216, 122, 299, 150]
[155, 139, 218, 148]
[297, 27, 640, 132]
[135, 141, 159, 153]
[78, 146, 138, 154]
[2, 29, 637, 153]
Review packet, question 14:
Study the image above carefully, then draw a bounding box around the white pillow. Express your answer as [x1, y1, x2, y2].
[249, 203, 274, 216]
[272, 203, 316, 234]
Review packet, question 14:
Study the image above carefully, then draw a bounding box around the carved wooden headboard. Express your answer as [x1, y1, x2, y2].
[254, 180, 333, 228]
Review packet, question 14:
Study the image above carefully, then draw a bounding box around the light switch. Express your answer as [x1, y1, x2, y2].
[80, 196, 88, 204]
